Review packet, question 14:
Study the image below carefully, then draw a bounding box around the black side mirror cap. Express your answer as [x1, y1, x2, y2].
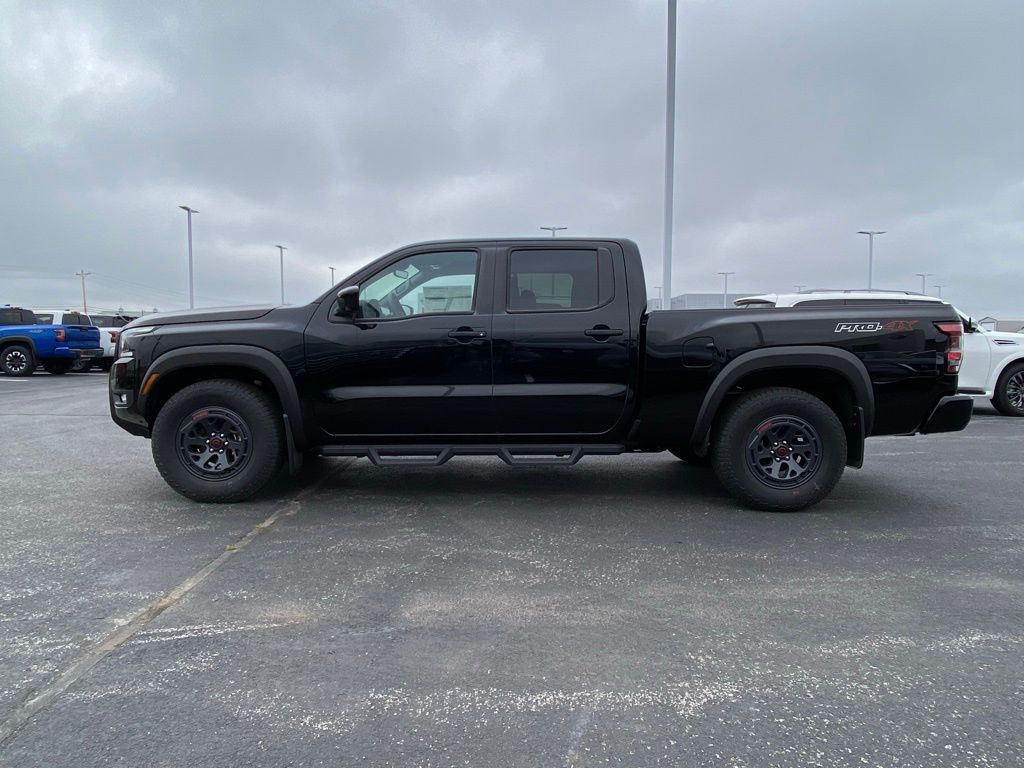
[336, 285, 360, 317]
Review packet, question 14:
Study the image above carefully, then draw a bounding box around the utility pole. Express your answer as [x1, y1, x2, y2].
[540, 226, 567, 238]
[857, 230, 885, 289]
[662, 0, 678, 313]
[275, 245, 287, 304]
[934, 284, 945, 299]
[329, 266, 336, 287]
[75, 270, 92, 313]
[717, 271, 735, 308]
[179, 206, 198, 309]
[915, 272, 932, 294]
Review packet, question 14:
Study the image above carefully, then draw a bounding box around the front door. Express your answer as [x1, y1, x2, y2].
[490, 244, 632, 436]
[305, 248, 494, 438]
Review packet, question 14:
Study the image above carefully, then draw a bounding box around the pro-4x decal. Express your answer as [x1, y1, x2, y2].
[834, 320, 919, 333]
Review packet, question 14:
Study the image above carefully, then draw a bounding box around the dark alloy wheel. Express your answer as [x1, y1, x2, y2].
[993, 362, 1024, 417]
[711, 387, 846, 512]
[746, 416, 822, 489]
[151, 379, 284, 503]
[2, 345, 34, 377]
[176, 407, 253, 481]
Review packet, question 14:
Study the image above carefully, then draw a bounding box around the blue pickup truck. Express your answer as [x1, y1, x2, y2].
[0, 305, 103, 376]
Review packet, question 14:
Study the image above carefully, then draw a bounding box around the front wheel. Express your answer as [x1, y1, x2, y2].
[711, 387, 847, 512]
[992, 362, 1024, 417]
[151, 379, 285, 503]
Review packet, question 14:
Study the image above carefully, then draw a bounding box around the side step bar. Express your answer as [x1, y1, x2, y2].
[320, 444, 624, 467]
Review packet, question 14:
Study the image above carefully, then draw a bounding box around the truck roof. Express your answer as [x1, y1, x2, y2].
[736, 290, 945, 308]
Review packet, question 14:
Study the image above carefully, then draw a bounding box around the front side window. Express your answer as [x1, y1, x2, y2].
[358, 250, 478, 319]
[508, 249, 600, 311]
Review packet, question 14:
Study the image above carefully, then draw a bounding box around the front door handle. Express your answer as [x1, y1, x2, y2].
[448, 327, 487, 342]
[584, 325, 624, 341]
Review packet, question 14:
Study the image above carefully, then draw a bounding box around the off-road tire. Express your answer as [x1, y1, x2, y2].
[992, 362, 1024, 417]
[42, 359, 74, 375]
[72, 358, 94, 372]
[1, 344, 35, 377]
[711, 387, 847, 512]
[151, 379, 285, 503]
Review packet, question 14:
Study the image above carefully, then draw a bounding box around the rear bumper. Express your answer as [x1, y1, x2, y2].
[51, 346, 103, 360]
[920, 395, 974, 434]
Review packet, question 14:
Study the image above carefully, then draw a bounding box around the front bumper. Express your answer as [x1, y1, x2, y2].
[920, 395, 974, 434]
[108, 357, 150, 437]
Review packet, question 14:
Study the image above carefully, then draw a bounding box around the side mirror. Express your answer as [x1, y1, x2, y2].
[335, 285, 360, 317]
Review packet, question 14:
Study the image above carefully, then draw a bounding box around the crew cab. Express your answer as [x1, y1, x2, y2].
[1, 305, 103, 376]
[35, 309, 118, 372]
[740, 291, 1024, 416]
[109, 239, 972, 511]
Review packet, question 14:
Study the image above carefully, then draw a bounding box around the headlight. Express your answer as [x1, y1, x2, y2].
[116, 326, 156, 358]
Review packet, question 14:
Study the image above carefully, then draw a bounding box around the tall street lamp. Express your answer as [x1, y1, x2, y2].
[857, 230, 885, 289]
[717, 271, 735, 308]
[915, 272, 933, 295]
[934, 284, 945, 299]
[794, 284, 806, 292]
[329, 266, 336, 287]
[179, 206, 199, 308]
[275, 245, 287, 304]
[663, 0, 678, 312]
[540, 226, 567, 238]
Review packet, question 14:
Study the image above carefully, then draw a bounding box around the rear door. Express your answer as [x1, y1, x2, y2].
[491, 243, 632, 436]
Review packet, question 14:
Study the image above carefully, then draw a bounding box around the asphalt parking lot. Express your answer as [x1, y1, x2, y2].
[0, 372, 1022, 767]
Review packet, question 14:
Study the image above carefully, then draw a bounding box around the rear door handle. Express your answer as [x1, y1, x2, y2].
[448, 327, 487, 341]
[584, 326, 624, 341]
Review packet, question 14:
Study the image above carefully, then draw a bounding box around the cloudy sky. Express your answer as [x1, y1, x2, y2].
[1, 0, 1022, 316]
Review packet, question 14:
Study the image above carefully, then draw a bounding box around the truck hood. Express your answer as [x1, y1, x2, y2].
[126, 305, 277, 328]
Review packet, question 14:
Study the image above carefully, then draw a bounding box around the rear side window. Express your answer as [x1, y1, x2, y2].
[35, 313, 54, 324]
[508, 249, 608, 311]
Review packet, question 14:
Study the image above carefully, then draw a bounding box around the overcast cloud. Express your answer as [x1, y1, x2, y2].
[1, 0, 1022, 316]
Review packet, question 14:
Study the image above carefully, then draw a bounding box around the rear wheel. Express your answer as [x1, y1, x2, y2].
[72, 358, 93, 372]
[992, 362, 1024, 417]
[42, 359, 74, 375]
[1, 344, 35, 377]
[711, 387, 847, 512]
[151, 379, 285, 503]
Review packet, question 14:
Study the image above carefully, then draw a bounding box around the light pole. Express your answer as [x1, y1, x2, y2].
[662, 0, 678, 313]
[275, 245, 287, 304]
[915, 272, 932, 295]
[75, 270, 92, 313]
[329, 266, 336, 287]
[717, 271, 735, 308]
[934, 284, 945, 299]
[857, 230, 885, 289]
[540, 226, 567, 238]
[179, 206, 198, 309]
[794, 284, 806, 292]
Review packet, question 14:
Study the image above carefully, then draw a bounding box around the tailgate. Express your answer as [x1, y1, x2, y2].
[62, 325, 101, 350]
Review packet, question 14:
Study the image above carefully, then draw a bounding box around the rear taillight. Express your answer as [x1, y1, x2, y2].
[109, 330, 119, 343]
[54, 328, 66, 342]
[936, 321, 963, 374]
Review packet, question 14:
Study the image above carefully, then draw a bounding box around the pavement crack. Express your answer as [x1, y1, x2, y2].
[0, 463, 344, 749]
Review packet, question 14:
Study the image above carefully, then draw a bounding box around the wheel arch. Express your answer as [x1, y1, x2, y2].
[0, 335, 37, 355]
[988, 351, 1024, 392]
[689, 346, 874, 468]
[140, 345, 307, 451]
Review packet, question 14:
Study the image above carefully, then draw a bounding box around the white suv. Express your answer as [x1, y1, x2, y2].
[736, 291, 1024, 417]
[34, 309, 118, 372]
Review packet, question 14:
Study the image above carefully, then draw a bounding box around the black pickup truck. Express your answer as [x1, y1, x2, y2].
[109, 238, 972, 511]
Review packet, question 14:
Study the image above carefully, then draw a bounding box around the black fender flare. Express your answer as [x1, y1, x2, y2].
[688, 345, 874, 462]
[0, 335, 38, 356]
[141, 345, 307, 451]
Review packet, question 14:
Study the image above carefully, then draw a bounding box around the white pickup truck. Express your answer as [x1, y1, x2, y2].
[34, 309, 118, 372]
[737, 291, 1024, 417]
